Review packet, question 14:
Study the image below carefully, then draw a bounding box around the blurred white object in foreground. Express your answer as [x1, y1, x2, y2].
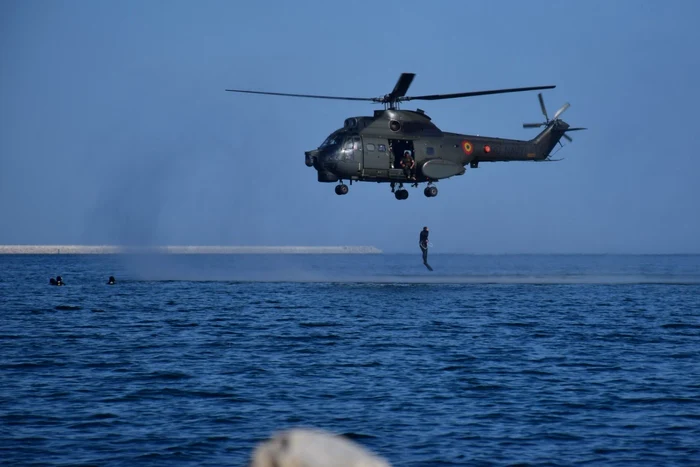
[249, 428, 391, 467]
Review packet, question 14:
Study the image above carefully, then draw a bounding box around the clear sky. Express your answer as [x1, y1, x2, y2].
[1, 0, 699, 253]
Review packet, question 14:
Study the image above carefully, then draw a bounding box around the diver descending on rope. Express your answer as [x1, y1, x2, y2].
[419, 226, 433, 271]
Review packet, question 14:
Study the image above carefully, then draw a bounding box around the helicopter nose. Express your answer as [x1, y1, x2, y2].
[305, 150, 319, 167]
[306, 150, 339, 182]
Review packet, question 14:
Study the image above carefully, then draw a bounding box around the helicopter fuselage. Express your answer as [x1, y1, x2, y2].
[305, 109, 562, 188]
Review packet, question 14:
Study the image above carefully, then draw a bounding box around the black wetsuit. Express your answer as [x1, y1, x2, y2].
[419, 229, 429, 263]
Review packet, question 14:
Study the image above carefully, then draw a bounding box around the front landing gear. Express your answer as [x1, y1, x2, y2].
[394, 189, 408, 200]
[392, 182, 408, 200]
[334, 183, 348, 195]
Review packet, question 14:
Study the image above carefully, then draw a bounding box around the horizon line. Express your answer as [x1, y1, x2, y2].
[0, 245, 698, 255]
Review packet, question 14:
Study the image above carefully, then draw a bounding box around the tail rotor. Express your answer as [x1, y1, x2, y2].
[523, 93, 586, 143]
[523, 93, 570, 128]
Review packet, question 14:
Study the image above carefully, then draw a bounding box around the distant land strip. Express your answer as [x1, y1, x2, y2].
[0, 245, 382, 254]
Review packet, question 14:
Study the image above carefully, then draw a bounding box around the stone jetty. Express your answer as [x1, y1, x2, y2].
[0, 245, 382, 254]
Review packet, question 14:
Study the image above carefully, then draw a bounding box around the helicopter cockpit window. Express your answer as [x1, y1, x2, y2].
[343, 139, 354, 150]
[320, 132, 343, 148]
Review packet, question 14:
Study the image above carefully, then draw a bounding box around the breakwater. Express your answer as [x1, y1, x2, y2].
[0, 245, 382, 254]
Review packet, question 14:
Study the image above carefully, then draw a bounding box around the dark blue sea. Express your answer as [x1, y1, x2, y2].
[1, 254, 700, 466]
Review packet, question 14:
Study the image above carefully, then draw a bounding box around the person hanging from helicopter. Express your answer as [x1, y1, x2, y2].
[419, 226, 432, 271]
[401, 150, 415, 180]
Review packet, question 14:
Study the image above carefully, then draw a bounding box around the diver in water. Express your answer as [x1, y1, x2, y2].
[107, 276, 116, 285]
[55, 276, 64, 286]
[49, 277, 57, 285]
[419, 226, 430, 267]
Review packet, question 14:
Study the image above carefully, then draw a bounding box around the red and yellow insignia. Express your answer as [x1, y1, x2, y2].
[461, 140, 473, 155]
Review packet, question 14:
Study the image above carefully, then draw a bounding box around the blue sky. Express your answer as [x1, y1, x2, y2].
[1, 0, 699, 253]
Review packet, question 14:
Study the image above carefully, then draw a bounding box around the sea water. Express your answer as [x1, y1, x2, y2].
[1, 254, 699, 465]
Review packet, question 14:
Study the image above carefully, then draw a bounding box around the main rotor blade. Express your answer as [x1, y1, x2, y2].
[564, 127, 587, 131]
[523, 123, 545, 128]
[563, 133, 573, 142]
[552, 102, 570, 120]
[538, 93, 548, 121]
[402, 85, 555, 102]
[386, 73, 416, 101]
[224, 89, 377, 102]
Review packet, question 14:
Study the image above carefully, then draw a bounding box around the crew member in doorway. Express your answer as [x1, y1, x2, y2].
[401, 150, 415, 180]
[419, 226, 429, 264]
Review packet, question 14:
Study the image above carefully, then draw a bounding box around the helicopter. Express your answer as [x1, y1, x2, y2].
[225, 73, 585, 200]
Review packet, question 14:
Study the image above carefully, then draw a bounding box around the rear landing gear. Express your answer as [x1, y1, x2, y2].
[424, 185, 438, 197]
[390, 181, 437, 199]
[335, 183, 348, 195]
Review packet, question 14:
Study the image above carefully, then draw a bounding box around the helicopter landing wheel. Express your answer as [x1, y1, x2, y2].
[424, 186, 438, 197]
[335, 184, 349, 195]
[394, 189, 408, 200]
